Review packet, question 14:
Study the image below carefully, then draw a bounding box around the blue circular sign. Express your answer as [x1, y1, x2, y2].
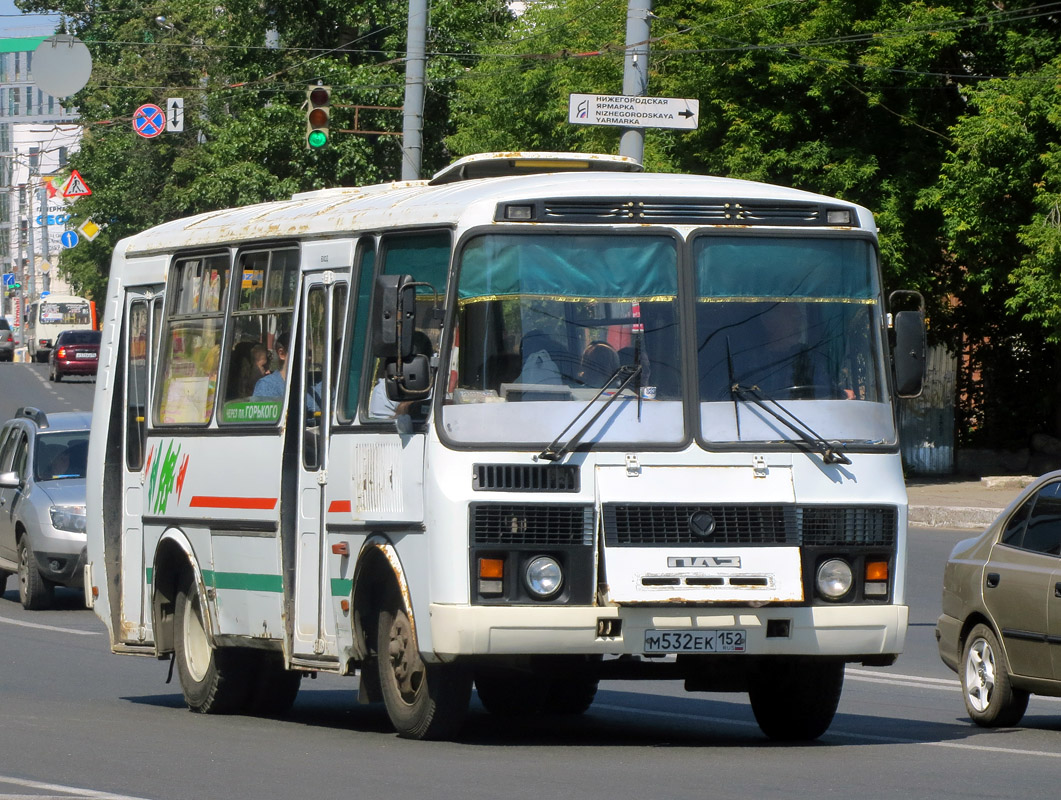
[133, 103, 165, 138]
[60, 230, 80, 249]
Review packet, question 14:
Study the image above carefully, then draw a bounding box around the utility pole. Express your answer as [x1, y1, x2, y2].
[39, 184, 50, 294]
[619, 0, 652, 163]
[401, 0, 427, 181]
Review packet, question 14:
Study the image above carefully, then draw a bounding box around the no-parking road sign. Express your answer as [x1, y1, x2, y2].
[133, 103, 166, 138]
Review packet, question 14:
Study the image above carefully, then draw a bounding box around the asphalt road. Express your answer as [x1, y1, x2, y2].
[2, 361, 1060, 800]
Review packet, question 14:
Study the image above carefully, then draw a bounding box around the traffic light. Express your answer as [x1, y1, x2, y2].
[306, 85, 331, 149]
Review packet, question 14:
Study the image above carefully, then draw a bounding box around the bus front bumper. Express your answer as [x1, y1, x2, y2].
[428, 603, 908, 660]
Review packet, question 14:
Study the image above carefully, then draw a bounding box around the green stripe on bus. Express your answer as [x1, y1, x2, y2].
[202, 570, 283, 592]
[146, 567, 153, 584]
[331, 578, 353, 597]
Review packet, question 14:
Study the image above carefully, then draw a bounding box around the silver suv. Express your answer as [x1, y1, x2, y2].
[0, 408, 91, 609]
[0, 318, 13, 361]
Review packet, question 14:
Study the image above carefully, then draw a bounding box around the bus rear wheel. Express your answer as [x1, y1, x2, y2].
[174, 574, 251, 714]
[377, 589, 471, 740]
[748, 658, 844, 741]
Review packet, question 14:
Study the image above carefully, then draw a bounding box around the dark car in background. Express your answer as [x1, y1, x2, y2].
[0, 408, 91, 609]
[48, 329, 101, 381]
[0, 318, 13, 362]
[937, 470, 1061, 728]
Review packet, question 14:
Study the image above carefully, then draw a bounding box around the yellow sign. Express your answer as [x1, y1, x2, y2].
[78, 219, 101, 241]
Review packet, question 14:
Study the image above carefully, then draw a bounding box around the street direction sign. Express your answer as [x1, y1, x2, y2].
[167, 98, 185, 132]
[133, 103, 166, 138]
[1, 273, 13, 287]
[568, 93, 699, 130]
[60, 231, 79, 249]
[61, 169, 92, 198]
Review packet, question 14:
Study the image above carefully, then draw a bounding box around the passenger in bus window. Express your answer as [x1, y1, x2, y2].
[253, 331, 289, 398]
[578, 341, 620, 387]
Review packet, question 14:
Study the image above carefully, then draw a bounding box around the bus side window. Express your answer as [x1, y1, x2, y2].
[125, 300, 150, 470]
[218, 248, 299, 424]
[361, 231, 449, 421]
[337, 241, 375, 422]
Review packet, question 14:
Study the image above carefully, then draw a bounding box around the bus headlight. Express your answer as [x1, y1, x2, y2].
[524, 556, 563, 599]
[816, 558, 853, 600]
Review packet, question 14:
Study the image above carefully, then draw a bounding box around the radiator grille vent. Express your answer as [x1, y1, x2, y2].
[471, 504, 593, 546]
[602, 504, 896, 547]
[473, 464, 580, 493]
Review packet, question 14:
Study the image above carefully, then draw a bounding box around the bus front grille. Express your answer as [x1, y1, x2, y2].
[471, 503, 593, 546]
[602, 504, 896, 547]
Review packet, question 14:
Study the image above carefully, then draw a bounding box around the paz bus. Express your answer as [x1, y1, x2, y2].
[85, 152, 925, 741]
[25, 294, 96, 362]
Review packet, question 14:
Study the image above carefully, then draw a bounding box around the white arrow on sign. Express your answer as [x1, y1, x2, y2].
[568, 93, 699, 131]
[167, 97, 185, 132]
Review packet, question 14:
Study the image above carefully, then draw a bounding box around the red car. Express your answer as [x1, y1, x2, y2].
[49, 329, 101, 381]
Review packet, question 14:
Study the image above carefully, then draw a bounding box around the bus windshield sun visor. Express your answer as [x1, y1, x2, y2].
[537, 364, 642, 462]
[729, 383, 851, 466]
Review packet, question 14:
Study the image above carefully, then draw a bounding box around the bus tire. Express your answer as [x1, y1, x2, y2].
[18, 538, 54, 610]
[543, 675, 599, 715]
[475, 671, 549, 716]
[174, 574, 251, 714]
[247, 655, 302, 717]
[377, 589, 471, 740]
[748, 658, 844, 741]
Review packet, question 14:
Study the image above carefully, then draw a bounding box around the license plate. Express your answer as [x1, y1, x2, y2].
[75, 352, 95, 359]
[644, 629, 747, 654]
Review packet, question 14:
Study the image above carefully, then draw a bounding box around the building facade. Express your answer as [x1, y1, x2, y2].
[0, 36, 81, 328]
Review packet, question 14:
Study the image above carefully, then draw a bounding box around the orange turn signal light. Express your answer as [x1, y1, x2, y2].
[479, 557, 504, 579]
[865, 561, 889, 582]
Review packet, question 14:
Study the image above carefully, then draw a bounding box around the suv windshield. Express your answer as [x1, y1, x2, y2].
[34, 432, 90, 481]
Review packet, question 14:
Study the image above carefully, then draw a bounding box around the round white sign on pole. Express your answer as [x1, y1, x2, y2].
[33, 35, 93, 98]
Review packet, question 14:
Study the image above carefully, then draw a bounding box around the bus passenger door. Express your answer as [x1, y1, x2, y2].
[118, 292, 161, 643]
[293, 273, 347, 658]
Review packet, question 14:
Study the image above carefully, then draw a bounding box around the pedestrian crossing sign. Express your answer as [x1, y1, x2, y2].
[61, 169, 92, 198]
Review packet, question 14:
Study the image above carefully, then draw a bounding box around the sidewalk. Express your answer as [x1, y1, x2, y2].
[906, 475, 1037, 529]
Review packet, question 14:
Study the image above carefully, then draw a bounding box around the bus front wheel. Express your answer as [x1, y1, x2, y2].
[174, 574, 251, 714]
[748, 658, 844, 741]
[377, 589, 471, 740]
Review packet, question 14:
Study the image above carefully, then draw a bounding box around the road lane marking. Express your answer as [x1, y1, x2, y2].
[0, 774, 151, 799]
[0, 615, 99, 635]
[846, 667, 1061, 702]
[596, 702, 1061, 759]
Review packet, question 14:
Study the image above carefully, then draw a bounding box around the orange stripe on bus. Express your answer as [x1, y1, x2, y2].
[329, 500, 352, 513]
[189, 496, 278, 510]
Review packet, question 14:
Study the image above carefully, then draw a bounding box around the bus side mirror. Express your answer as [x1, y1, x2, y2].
[385, 354, 432, 397]
[373, 274, 417, 359]
[892, 310, 926, 398]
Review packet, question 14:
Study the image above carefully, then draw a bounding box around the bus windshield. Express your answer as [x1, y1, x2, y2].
[694, 235, 894, 445]
[38, 301, 91, 326]
[444, 232, 683, 446]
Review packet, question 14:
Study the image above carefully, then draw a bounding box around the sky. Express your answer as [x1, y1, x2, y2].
[0, 0, 61, 39]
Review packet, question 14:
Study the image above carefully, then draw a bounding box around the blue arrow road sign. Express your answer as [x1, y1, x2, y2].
[60, 230, 80, 249]
[133, 103, 165, 138]
[1, 273, 13, 286]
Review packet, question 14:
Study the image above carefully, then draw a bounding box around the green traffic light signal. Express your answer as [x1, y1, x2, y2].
[306, 85, 331, 149]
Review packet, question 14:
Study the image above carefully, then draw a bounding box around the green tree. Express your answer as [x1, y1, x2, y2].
[17, 0, 511, 299]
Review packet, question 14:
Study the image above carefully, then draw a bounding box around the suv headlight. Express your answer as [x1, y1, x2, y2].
[50, 504, 87, 533]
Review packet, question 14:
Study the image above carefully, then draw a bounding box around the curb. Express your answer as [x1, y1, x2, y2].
[909, 505, 1001, 530]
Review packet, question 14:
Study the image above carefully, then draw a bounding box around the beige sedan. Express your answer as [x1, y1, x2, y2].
[937, 471, 1061, 727]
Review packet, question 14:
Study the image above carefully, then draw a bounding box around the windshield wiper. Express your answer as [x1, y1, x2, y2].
[729, 382, 852, 465]
[537, 364, 642, 462]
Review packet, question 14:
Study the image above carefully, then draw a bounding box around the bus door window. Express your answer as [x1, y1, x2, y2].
[302, 282, 348, 470]
[218, 247, 299, 425]
[362, 231, 449, 422]
[337, 241, 375, 423]
[126, 300, 150, 470]
[155, 253, 231, 425]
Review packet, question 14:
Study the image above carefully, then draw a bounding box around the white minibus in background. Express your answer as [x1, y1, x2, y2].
[85, 152, 925, 742]
[25, 294, 96, 362]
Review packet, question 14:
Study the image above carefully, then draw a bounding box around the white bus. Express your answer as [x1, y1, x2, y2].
[85, 152, 925, 741]
[25, 294, 96, 362]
